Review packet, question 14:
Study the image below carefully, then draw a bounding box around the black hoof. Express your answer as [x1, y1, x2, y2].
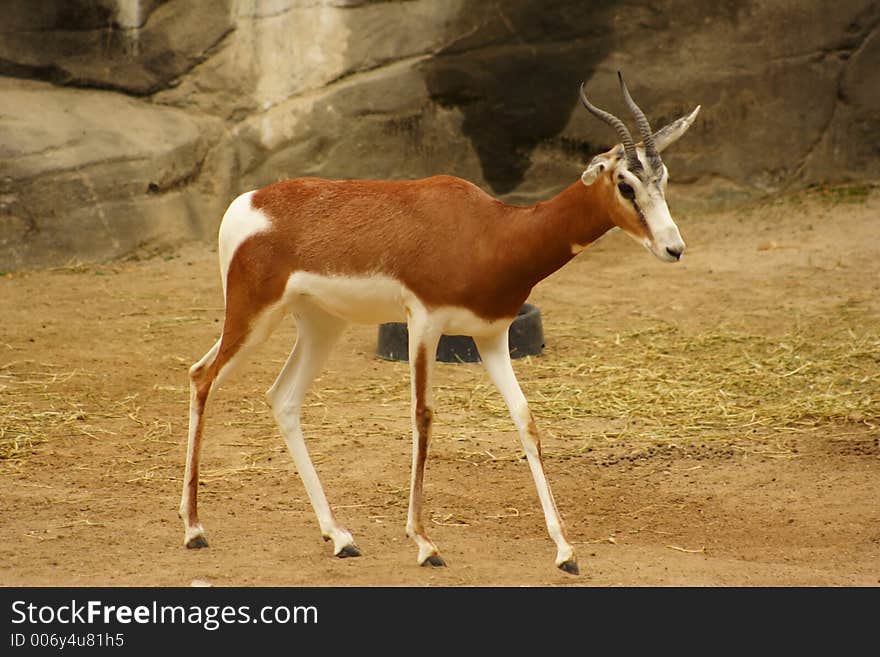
[558, 559, 579, 575]
[186, 535, 209, 549]
[422, 555, 446, 568]
[336, 544, 362, 558]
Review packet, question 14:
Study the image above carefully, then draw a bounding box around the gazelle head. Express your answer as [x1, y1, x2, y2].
[579, 73, 700, 263]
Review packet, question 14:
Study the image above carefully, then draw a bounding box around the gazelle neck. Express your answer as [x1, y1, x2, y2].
[505, 179, 615, 290]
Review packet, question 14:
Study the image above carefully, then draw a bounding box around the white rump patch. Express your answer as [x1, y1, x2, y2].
[217, 191, 271, 296]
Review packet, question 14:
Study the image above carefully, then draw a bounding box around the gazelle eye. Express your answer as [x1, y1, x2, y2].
[617, 182, 636, 201]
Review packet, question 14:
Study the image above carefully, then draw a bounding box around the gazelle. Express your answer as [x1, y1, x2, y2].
[179, 72, 699, 574]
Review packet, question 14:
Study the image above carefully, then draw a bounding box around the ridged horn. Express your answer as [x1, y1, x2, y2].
[618, 71, 661, 169]
[579, 81, 641, 172]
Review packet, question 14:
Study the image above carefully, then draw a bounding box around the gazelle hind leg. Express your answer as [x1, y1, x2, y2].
[265, 303, 358, 558]
[405, 315, 444, 566]
[474, 331, 578, 574]
[179, 339, 220, 548]
[179, 304, 285, 549]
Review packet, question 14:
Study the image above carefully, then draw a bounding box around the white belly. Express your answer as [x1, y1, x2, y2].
[283, 271, 409, 324]
[281, 271, 511, 337]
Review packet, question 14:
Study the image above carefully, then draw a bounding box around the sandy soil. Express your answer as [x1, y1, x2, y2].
[1, 184, 878, 587]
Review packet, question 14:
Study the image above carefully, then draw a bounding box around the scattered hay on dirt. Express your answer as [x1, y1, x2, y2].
[552, 322, 877, 438]
[4, 319, 876, 468]
[435, 317, 878, 462]
[0, 362, 92, 461]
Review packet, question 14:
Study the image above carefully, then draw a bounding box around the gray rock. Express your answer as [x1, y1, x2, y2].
[0, 0, 233, 95]
[0, 79, 221, 268]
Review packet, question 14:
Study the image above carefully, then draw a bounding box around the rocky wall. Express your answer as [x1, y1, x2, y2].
[1, 0, 877, 268]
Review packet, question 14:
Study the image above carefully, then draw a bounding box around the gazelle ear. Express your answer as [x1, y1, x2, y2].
[581, 155, 611, 186]
[651, 105, 701, 153]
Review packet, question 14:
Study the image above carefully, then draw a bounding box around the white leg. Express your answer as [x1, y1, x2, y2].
[266, 304, 359, 557]
[474, 331, 578, 574]
[405, 314, 444, 566]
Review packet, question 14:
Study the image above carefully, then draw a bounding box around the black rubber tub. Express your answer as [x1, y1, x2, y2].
[376, 304, 544, 363]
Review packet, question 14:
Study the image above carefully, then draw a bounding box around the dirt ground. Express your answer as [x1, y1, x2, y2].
[1, 184, 878, 587]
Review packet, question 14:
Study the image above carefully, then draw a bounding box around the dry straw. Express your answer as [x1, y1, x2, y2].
[0, 362, 92, 461]
[534, 323, 878, 436]
[2, 319, 877, 465]
[428, 317, 878, 461]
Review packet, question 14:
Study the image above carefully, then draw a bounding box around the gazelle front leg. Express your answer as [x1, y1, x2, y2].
[405, 314, 444, 566]
[475, 331, 579, 574]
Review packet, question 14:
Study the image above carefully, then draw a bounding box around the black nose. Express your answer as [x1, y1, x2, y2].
[666, 246, 683, 260]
